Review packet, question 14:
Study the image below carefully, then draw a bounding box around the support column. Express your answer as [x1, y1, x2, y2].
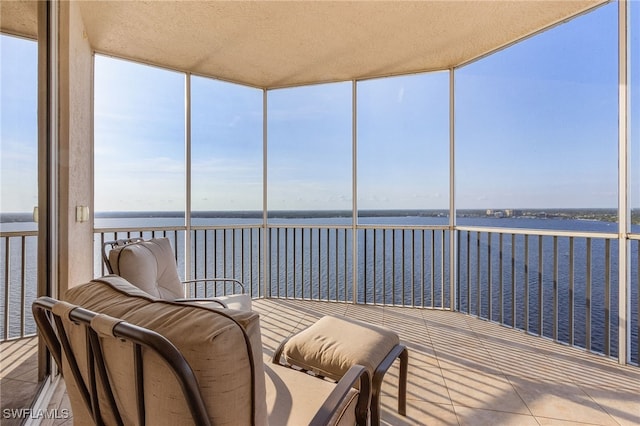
[617, 0, 630, 365]
[262, 89, 269, 298]
[37, 0, 58, 382]
[56, 0, 94, 293]
[352, 80, 358, 304]
[185, 74, 192, 281]
[449, 68, 457, 311]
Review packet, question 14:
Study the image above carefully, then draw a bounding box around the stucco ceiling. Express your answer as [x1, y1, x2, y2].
[2, 0, 609, 89]
[0, 0, 38, 39]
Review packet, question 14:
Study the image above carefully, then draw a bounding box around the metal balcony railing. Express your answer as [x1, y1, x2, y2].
[1, 225, 638, 365]
[358, 226, 451, 307]
[0, 230, 38, 341]
[456, 226, 637, 360]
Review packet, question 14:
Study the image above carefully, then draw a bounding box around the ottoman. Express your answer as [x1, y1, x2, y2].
[273, 316, 408, 425]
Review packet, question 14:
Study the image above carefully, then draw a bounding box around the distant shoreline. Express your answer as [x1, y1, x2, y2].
[1, 208, 638, 224]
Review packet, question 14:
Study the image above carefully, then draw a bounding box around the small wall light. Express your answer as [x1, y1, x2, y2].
[33, 206, 39, 223]
[76, 205, 90, 223]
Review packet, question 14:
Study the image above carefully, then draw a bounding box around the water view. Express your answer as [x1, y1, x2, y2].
[1, 209, 638, 364]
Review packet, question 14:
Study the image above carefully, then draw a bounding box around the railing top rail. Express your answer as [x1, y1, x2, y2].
[357, 224, 449, 231]
[192, 224, 263, 231]
[96, 224, 269, 234]
[456, 225, 618, 239]
[0, 230, 39, 237]
[266, 224, 351, 230]
[264, 223, 451, 231]
[90, 224, 631, 239]
[93, 226, 187, 234]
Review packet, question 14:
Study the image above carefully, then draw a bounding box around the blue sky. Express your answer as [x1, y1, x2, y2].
[1, 35, 38, 213]
[456, 3, 623, 209]
[1, 1, 638, 214]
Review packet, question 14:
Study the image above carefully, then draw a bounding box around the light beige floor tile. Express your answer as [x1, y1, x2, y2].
[422, 309, 473, 330]
[403, 341, 440, 369]
[0, 378, 41, 425]
[345, 303, 385, 324]
[434, 345, 500, 373]
[490, 347, 567, 381]
[382, 360, 450, 405]
[293, 315, 319, 331]
[384, 306, 428, 324]
[379, 396, 458, 426]
[251, 299, 275, 315]
[281, 299, 349, 318]
[454, 406, 539, 426]
[0, 338, 38, 380]
[380, 342, 447, 404]
[428, 321, 484, 352]
[259, 323, 292, 356]
[508, 375, 620, 425]
[534, 416, 610, 425]
[554, 354, 640, 392]
[0, 338, 40, 425]
[1, 346, 38, 381]
[428, 328, 481, 348]
[261, 305, 306, 325]
[6, 359, 38, 383]
[578, 384, 640, 426]
[383, 320, 431, 342]
[442, 368, 530, 414]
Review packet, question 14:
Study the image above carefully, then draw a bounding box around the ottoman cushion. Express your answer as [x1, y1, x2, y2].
[281, 315, 400, 380]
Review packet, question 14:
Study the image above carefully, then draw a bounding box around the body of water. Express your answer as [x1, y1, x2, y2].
[1, 211, 638, 364]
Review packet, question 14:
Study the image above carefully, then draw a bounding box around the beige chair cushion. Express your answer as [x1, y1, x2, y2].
[281, 315, 400, 380]
[265, 362, 359, 426]
[108, 238, 184, 300]
[64, 275, 267, 426]
[213, 293, 252, 311]
[109, 238, 252, 311]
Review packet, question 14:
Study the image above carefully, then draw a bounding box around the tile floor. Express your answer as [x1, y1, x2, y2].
[255, 299, 640, 426]
[2, 299, 639, 425]
[1, 337, 42, 425]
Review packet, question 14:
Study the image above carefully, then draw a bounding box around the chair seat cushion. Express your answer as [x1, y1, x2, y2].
[265, 363, 358, 426]
[281, 315, 399, 380]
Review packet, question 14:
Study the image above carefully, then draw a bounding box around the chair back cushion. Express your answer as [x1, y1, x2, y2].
[108, 238, 184, 300]
[64, 275, 267, 426]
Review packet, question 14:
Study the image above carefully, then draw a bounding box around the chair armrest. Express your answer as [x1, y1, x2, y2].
[174, 298, 228, 308]
[182, 278, 246, 294]
[273, 339, 371, 426]
[309, 364, 371, 426]
[272, 336, 291, 365]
